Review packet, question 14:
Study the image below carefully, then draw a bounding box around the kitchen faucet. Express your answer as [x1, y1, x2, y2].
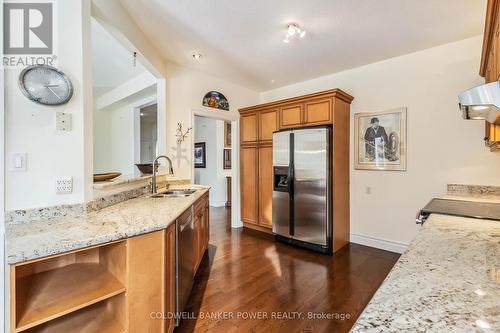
[152, 155, 174, 194]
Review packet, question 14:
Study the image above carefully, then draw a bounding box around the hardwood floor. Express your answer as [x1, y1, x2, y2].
[176, 207, 400, 333]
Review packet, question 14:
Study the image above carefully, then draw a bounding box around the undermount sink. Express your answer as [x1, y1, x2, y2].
[151, 189, 197, 198]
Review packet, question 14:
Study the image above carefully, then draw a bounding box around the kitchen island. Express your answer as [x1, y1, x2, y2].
[6, 185, 210, 333]
[351, 213, 499, 332]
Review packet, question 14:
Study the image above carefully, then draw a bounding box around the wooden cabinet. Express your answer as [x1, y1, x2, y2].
[278, 98, 333, 129]
[258, 145, 273, 227]
[259, 109, 278, 142]
[240, 113, 258, 143]
[194, 194, 210, 272]
[240, 146, 258, 224]
[304, 98, 333, 125]
[279, 104, 303, 128]
[239, 89, 354, 248]
[128, 231, 165, 333]
[164, 223, 176, 333]
[480, 0, 500, 149]
[10, 241, 128, 333]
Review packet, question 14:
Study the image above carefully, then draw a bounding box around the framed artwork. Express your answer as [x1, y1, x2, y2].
[223, 149, 231, 169]
[202, 91, 229, 111]
[194, 142, 206, 168]
[224, 121, 231, 148]
[354, 107, 407, 171]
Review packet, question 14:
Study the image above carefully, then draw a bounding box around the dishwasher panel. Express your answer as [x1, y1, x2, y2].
[176, 207, 195, 325]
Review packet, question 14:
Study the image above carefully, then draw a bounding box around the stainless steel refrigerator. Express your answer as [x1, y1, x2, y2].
[272, 126, 332, 254]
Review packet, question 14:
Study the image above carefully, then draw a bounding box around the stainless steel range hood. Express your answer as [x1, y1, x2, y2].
[458, 81, 500, 124]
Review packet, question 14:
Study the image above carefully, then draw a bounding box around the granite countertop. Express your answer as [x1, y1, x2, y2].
[6, 185, 209, 264]
[351, 213, 499, 332]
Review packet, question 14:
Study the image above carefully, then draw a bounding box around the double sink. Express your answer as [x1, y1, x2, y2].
[151, 188, 197, 198]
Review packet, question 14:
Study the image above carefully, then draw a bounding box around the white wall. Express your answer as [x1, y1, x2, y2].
[93, 94, 156, 174]
[260, 36, 500, 248]
[5, 0, 92, 211]
[165, 62, 259, 179]
[194, 117, 230, 206]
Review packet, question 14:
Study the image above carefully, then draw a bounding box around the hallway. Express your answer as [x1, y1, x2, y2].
[176, 207, 400, 333]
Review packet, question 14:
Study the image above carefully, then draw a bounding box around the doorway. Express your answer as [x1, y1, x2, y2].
[190, 109, 241, 229]
[193, 116, 231, 207]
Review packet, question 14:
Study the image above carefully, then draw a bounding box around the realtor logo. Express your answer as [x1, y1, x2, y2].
[3, 2, 53, 54]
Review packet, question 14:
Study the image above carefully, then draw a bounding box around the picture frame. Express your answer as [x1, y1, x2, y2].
[354, 107, 407, 171]
[224, 121, 231, 148]
[223, 149, 231, 169]
[194, 142, 206, 168]
[202, 91, 229, 111]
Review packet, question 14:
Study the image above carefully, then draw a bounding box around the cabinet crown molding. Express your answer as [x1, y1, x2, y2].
[238, 88, 354, 114]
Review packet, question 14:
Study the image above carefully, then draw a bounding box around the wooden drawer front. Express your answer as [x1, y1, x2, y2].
[279, 104, 303, 128]
[240, 146, 258, 224]
[259, 109, 278, 141]
[241, 113, 258, 143]
[258, 146, 273, 228]
[305, 98, 332, 125]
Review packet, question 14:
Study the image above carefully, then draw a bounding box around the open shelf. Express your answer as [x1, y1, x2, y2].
[13, 241, 127, 332]
[23, 294, 126, 333]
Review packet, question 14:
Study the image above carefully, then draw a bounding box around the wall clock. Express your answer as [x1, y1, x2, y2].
[18, 65, 73, 106]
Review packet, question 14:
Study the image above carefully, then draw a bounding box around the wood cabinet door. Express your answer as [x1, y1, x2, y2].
[240, 113, 258, 143]
[304, 98, 333, 125]
[127, 231, 165, 333]
[496, 16, 500, 80]
[165, 224, 176, 333]
[258, 146, 273, 228]
[279, 104, 303, 128]
[193, 209, 202, 271]
[259, 109, 278, 142]
[240, 146, 258, 224]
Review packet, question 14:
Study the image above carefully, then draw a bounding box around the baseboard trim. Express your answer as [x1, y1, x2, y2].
[350, 233, 408, 254]
[209, 200, 226, 207]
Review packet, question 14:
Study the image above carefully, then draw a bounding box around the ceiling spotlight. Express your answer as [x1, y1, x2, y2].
[284, 23, 306, 43]
[192, 53, 202, 60]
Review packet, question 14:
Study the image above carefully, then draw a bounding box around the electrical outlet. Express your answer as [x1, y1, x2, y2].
[56, 177, 73, 194]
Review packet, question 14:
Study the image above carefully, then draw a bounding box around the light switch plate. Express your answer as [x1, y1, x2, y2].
[56, 112, 72, 131]
[56, 177, 73, 194]
[10, 153, 27, 171]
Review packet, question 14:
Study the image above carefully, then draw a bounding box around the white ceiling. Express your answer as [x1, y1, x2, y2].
[120, 0, 486, 91]
[91, 18, 147, 97]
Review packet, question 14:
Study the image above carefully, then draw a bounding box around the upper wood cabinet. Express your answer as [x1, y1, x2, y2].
[259, 109, 278, 142]
[304, 98, 333, 125]
[241, 113, 258, 143]
[480, 0, 500, 149]
[279, 104, 303, 128]
[278, 98, 333, 129]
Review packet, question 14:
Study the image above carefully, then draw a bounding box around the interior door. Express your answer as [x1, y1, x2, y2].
[293, 127, 329, 246]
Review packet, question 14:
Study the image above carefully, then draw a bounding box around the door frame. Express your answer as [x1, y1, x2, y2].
[189, 108, 242, 229]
